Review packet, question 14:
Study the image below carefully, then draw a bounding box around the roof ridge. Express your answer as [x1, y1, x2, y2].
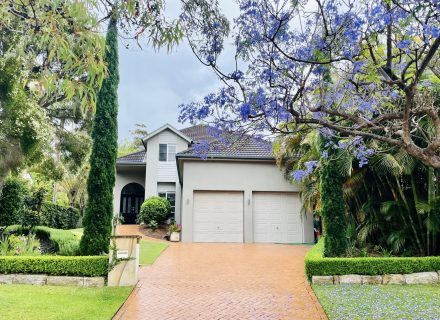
[118, 150, 145, 157]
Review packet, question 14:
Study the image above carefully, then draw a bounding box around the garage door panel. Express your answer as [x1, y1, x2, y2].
[253, 192, 303, 243]
[193, 191, 244, 243]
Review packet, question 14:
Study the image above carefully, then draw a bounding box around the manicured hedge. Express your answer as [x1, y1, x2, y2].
[305, 238, 440, 279]
[0, 256, 108, 276]
[40, 203, 80, 230]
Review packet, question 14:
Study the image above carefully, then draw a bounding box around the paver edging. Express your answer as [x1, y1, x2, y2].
[0, 273, 105, 287]
[312, 271, 440, 285]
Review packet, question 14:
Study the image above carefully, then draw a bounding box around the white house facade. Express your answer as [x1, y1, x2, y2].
[114, 124, 314, 243]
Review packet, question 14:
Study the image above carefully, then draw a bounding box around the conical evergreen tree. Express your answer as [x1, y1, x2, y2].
[80, 16, 119, 255]
[318, 61, 348, 257]
[319, 138, 348, 257]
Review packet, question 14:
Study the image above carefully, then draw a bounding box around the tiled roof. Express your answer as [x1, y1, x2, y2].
[180, 124, 220, 143]
[177, 124, 274, 160]
[116, 124, 275, 164]
[116, 150, 146, 164]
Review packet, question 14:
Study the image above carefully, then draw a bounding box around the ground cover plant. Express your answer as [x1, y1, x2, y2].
[313, 284, 440, 320]
[139, 240, 168, 265]
[0, 284, 132, 320]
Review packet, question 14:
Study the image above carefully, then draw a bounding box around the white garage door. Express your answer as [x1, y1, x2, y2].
[193, 191, 244, 242]
[253, 192, 303, 243]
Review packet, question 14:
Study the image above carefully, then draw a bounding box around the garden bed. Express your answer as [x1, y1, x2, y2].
[305, 238, 440, 279]
[138, 224, 168, 240]
[4, 225, 81, 256]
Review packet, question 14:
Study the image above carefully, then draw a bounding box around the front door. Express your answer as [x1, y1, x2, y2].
[120, 183, 145, 224]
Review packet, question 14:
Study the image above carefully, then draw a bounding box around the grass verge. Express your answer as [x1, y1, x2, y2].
[139, 240, 168, 265]
[0, 284, 132, 320]
[313, 284, 440, 320]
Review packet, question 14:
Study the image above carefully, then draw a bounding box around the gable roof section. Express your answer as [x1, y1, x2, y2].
[177, 124, 274, 160]
[179, 124, 220, 143]
[116, 150, 146, 165]
[144, 123, 192, 143]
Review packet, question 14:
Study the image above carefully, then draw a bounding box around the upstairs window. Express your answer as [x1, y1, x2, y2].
[159, 144, 167, 161]
[159, 144, 176, 162]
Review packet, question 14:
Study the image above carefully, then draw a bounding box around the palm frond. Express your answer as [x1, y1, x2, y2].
[394, 149, 417, 175]
[387, 229, 408, 253]
[372, 153, 403, 176]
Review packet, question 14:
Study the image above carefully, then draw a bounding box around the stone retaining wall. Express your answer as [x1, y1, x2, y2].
[0, 274, 105, 287]
[312, 271, 440, 285]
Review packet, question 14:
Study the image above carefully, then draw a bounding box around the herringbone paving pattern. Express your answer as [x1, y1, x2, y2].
[114, 227, 326, 320]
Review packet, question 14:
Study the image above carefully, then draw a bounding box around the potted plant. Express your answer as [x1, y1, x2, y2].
[168, 222, 181, 242]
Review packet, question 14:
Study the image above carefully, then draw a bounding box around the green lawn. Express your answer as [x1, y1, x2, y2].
[0, 284, 132, 320]
[139, 240, 168, 265]
[313, 284, 440, 320]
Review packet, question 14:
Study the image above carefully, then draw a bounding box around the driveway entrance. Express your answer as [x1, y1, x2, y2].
[114, 238, 326, 320]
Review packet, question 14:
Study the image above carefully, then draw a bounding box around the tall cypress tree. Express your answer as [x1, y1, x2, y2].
[80, 16, 119, 255]
[319, 137, 348, 257]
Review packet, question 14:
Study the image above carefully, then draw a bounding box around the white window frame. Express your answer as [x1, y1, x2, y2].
[158, 143, 176, 162]
[158, 191, 176, 216]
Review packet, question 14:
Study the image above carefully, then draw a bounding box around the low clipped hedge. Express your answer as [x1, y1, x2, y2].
[0, 256, 108, 276]
[305, 238, 440, 279]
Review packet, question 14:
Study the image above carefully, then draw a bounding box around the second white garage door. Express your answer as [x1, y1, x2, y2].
[253, 192, 303, 243]
[193, 191, 244, 242]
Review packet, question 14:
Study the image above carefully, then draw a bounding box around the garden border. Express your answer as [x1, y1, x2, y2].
[312, 271, 440, 285]
[0, 256, 108, 277]
[0, 273, 105, 287]
[305, 238, 440, 279]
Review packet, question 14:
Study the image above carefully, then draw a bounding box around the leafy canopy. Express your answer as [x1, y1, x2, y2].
[180, 0, 440, 168]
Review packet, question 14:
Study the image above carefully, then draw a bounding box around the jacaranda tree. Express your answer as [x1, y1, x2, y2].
[179, 0, 440, 169]
[80, 16, 119, 255]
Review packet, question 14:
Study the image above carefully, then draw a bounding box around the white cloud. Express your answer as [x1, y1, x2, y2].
[117, 0, 238, 141]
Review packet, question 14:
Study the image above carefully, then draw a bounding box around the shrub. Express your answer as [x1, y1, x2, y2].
[305, 238, 440, 279]
[5, 225, 80, 256]
[148, 220, 159, 231]
[0, 176, 27, 226]
[137, 197, 171, 225]
[20, 208, 41, 229]
[0, 255, 108, 276]
[40, 203, 80, 230]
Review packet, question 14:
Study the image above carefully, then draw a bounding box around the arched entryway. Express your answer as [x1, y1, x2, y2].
[120, 183, 145, 224]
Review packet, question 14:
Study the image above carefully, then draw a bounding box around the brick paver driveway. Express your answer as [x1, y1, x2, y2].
[115, 239, 326, 320]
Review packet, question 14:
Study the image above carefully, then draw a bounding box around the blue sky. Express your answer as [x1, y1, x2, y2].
[117, 1, 238, 142]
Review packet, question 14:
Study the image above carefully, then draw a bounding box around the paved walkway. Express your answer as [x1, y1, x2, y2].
[114, 226, 327, 320]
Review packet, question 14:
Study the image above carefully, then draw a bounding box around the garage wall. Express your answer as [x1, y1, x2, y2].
[180, 160, 313, 243]
[114, 166, 146, 217]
